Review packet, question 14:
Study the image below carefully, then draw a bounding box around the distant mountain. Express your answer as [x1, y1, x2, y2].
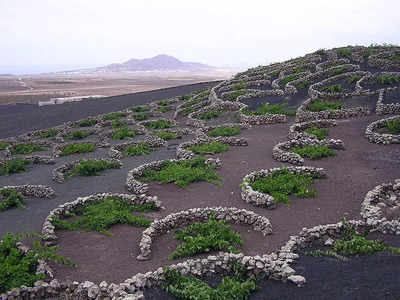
[62, 55, 215, 74]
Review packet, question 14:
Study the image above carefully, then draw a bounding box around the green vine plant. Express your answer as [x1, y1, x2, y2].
[0, 232, 76, 293]
[306, 218, 400, 261]
[0, 189, 25, 212]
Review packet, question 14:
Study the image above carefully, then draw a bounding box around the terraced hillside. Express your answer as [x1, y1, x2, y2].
[0, 45, 400, 300]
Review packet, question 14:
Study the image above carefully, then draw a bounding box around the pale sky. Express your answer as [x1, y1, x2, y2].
[1, 0, 400, 74]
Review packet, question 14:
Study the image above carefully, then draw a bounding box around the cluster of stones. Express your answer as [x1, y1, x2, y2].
[52, 158, 122, 183]
[136, 206, 273, 260]
[272, 138, 344, 165]
[364, 115, 400, 144]
[108, 135, 167, 160]
[238, 105, 287, 125]
[358, 71, 400, 91]
[176, 135, 248, 160]
[368, 49, 400, 70]
[376, 87, 400, 115]
[296, 97, 370, 122]
[361, 179, 400, 234]
[125, 158, 222, 195]
[41, 193, 160, 246]
[241, 166, 326, 208]
[287, 119, 338, 140]
[1, 184, 55, 199]
[309, 71, 368, 99]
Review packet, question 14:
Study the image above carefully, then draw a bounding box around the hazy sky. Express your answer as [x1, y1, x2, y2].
[1, 0, 400, 74]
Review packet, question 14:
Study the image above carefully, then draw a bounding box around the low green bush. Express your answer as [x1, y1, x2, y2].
[304, 126, 329, 140]
[179, 94, 191, 101]
[232, 82, 246, 91]
[65, 160, 121, 178]
[292, 145, 336, 159]
[376, 74, 400, 85]
[51, 196, 154, 235]
[154, 131, 182, 140]
[224, 91, 247, 101]
[131, 105, 149, 112]
[250, 168, 323, 205]
[188, 141, 230, 155]
[39, 129, 57, 138]
[76, 119, 97, 127]
[163, 268, 258, 300]
[307, 99, 342, 112]
[181, 98, 201, 109]
[389, 55, 400, 62]
[199, 111, 222, 120]
[60, 143, 95, 156]
[0, 159, 31, 176]
[111, 119, 127, 128]
[386, 119, 400, 134]
[144, 120, 173, 129]
[242, 103, 296, 116]
[10, 142, 47, 155]
[112, 127, 137, 140]
[168, 215, 242, 260]
[103, 112, 126, 120]
[134, 112, 151, 121]
[347, 75, 362, 84]
[0, 142, 10, 150]
[307, 218, 400, 261]
[315, 49, 326, 56]
[123, 143, 153, 156]
[141, 157, 222, 188]
[329, 68, 347, 77]
[158, 100, 169, 106]
[157, 106, 170, 113]
[0, 232, 75, 293]
[324, 84, 347, 93]
[281, 74, 301, 85]
[269, 70, 280, 78]
[66, 130, 93, 140]
[0, 189, 25, 211]
[208, 126, 241, 137]
[337, 48, 352, 57]
[296, 80, 309, 89]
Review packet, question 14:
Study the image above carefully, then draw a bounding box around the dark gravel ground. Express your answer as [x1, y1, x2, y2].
[0, 81, 220, 139]
[383, 88, 400, 104]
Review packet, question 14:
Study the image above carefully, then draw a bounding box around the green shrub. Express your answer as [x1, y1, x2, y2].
[347, 74, 362, 84]
[324, 84, 347, 93]
[0, 142, 10, 150]
[10, 142, 47, 154]
[224, 91, 247, 101]
[199, 111, 222, 120]
[304, 126, 329, 140]
[39, 129, 57, 138]
[76, 119, 97, 127]
[168, 215, 242, 260]
[51, 197, 154, 236]
[208, 126, 241, 137]
[0, 159, 30, 176]
[163, 268, 258, 300]
[181, 98, 201, 109]
[158, 100, 169, 106]
[179, 94, 191, 101]
[123, 143, 153, 156]
[386, 119, 400, 134]
[134, 112, 151, 121]
[0, 189, 25, 211]
[60, 143, 95, 156]
[316, 49, 326, 56]
[376, 74, 400, 85]
[269, 70, 280, 78]
[389, 55, 400, 62]
[112, 127, 137, 140]
[65, 160, 121, 178]
[249, 168, 323, 205]
[141, 157, 222, 188]
[307, 218, 400, 261]
[131, 105, 149, 112]
[292, 145, 336, 159]
[111, 119, 127, 128]
[296, 80, 309, 89]
[329, 68, 347, 77]
[188, 141, 230, 155]
[363, 48, 373, 58]
[0, 232, 75, 293]
[242, 103, 296, 116]
[157, 106, 170, 113]
[337, 48, 352, 57]
[154, 131, 182, 140]
[144, 120, 173, 129]
[232, 82, 246, 91]
[66, 130, 93, 140]
[281, 74, 300, 85]
[307, 99, 342, 112]
[103, 112, 126, 120]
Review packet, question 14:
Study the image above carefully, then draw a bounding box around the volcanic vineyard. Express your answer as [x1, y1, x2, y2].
[0, 45, 400, 300]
